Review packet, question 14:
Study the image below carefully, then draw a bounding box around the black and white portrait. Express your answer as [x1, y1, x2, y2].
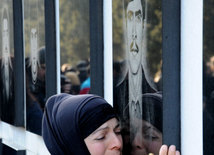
[114, 0, 156, 124]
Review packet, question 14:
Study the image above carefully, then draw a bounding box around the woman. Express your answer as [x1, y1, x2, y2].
[130, 92, 180, 155]
[42, 93, 179, 155]
[131, 92, 163, 155]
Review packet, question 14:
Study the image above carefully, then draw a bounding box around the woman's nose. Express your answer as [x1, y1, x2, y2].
[109, 133, 123, 150]
[132, 133, 146, 150]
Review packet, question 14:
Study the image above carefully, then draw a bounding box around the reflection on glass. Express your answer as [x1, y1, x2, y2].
[131, 93, 162, 155]
[24, 0, 46, 135]
[60, 0, 90, 95]
[0, 0, 15, 124]
[2, 8, 12, 102]
[113, 0, 162, 154]
[30, 28, 39, 84]
[203, 0, 214, 154]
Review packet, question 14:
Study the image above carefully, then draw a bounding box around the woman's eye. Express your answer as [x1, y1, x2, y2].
[95, 136, 105, 141]
[144, 134, 159, 141]
[151, 136, 159, 140]
[115, 129, 121, 135]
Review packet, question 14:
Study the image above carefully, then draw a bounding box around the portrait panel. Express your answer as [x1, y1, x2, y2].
[24, 0, 46, 135]
[113, 0, 162, 154]
[0, 0, 15, 124]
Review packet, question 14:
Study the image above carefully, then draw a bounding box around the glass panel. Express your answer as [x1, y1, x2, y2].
[203, 0, 214, 154]
[113, 0, 162, 154]
[24, 0, 45, 135]
[0, 0, 15, 124]
[60, 0, 90, 95]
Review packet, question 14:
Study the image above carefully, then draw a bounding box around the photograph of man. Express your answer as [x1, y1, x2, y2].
[0, 6, 15, 124]
[114, 0, 157, 124]
[1, 8, 13, 102]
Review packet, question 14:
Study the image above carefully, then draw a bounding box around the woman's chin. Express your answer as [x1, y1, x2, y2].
[131, 149, 147, 155]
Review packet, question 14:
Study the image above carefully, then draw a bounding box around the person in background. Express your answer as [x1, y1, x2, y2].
[61, 63, 72, 74]
[76, 60, 90, 84]
[42, 93, 179, 155]
[65, 71, 81, 94]
[203, 60, 214, 155]
[60, 74, 72, 94]
[79, 67, 90, 94]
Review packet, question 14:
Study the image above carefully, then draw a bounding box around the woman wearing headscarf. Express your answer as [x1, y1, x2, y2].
[42, 93, 179, 155]
[130, 92, 180, 155]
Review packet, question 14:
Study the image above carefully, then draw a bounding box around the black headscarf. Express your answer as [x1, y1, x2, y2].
[142, 92, 162, 132]
[42, 93, 117, 155]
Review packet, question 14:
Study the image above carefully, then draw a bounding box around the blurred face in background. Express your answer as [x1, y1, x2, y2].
[208, 56, 214, 74]
[131, 119, 162, 155]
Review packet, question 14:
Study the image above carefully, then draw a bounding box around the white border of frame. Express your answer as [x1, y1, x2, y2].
[56, 0, 61, 94]
[0, 121, 50, 154]
[103, 0, 113, 106]
[181, 0, 203, 154]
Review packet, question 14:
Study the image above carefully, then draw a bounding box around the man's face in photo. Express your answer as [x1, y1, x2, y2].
[127, 0, 143, 74]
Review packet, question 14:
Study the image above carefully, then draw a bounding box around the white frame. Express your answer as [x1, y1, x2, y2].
[181, 0, 203, 154]
[103, 0, 113, 106]
[0, 121, 50, 155]
[56, 0, 61, 94]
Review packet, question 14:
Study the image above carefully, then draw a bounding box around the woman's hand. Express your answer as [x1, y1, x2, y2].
[159, 145, 180, 155]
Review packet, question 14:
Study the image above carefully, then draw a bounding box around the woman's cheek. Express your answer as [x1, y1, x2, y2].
[147, 140, 162, 154]
[87, 142, 106, 155]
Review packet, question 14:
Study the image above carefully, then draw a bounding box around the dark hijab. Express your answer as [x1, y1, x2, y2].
[42, 93, 117, 155]
[142, 92, 162, 132]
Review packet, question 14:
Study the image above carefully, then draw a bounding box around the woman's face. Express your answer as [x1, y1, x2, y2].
[84, 118, 123, 155]
[131, 120, 162, 155]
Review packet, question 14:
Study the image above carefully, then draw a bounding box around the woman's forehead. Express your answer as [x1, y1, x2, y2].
[95, 118, 119, 131]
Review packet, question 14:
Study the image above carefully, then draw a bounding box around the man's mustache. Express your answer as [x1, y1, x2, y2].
[130, 41, 139, 53]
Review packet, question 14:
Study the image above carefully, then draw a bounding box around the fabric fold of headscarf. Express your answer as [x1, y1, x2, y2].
[42, 93, 116, 155]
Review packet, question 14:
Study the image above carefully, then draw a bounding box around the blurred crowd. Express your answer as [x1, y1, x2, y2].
[203, 56, 214, 154]
[60, 59, 90, 95]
